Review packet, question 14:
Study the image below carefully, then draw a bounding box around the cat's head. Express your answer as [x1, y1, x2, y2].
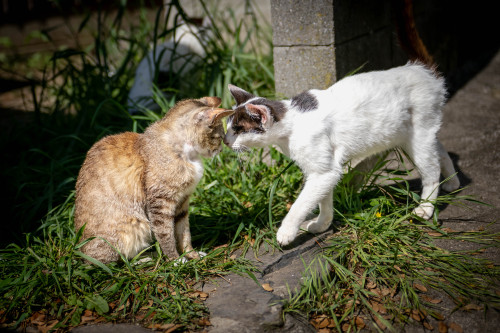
[188, 96, 234, 158]
[224, 84, 287, 151]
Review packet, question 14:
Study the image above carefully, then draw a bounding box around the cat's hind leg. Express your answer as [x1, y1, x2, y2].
[405, 135, 441, 220]
[438, 140, 460, 192]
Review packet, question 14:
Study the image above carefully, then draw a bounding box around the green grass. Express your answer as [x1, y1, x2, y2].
[283, 156, 500, 332]
[1, 0, 499, 332]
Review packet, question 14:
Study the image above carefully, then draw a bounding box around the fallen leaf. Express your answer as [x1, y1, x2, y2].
[394, 265, 402, 272]
[428, 232, 443, 237]
[442, 228, 456, 233]
[318, 316, 329, 329]
[438, 321, 448, 333]
[448, 322, 463, 333]
[461, 303, 483, 311]
[366, 280, 377, 289]
[38, 320, 58, 333]
[243, 201, 253, 208]
[197, 318, 211, 326]
[30, 311, 46, 325]
[410, 309, 425, 322]
[244, 235, 255, 246]
[373, 316, 387, 330]
[354, 316, 365, 330]
[261, 283, 274, 292]
[414, 283, 428, 292]
[286, 202, 293, 211]
[423, 321, 434, 330]
[433, 312, 445, 321]
[318, 329, 330, 333]
[422, 295, 442, 304]
[165, 324, 183, 333]
[342, 322, 351, 332]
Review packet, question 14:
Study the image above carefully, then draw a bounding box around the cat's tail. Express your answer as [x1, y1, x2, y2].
[393, 0, 436, 69]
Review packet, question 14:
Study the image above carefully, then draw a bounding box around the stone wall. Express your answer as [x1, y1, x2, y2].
[271, 0, 500, 98]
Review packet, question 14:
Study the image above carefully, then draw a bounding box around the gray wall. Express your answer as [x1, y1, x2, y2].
[271, 0, 500, 98]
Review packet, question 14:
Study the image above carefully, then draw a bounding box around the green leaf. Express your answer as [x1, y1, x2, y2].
[86, 295, 109, 314]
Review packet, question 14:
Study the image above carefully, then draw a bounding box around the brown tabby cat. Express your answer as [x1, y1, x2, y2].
[74, 97, 233, 263]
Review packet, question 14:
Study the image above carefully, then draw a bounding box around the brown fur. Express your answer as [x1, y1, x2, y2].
[74, 97, 233, 263]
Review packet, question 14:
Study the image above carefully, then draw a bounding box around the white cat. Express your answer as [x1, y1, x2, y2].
[224, 62, 460, 246]
[128, 18, 212, 112]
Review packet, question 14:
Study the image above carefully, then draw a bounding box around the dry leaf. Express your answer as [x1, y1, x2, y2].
[244, 235, 255, 246]
[318, 329, 330, 333]
[394, 265, 402, 272]
[261, 283, 274, 292]
[410, 309, 425, 322]
[366, 280, 377, 289]
[165, 324, 183, 333]
[243, 201, 253, 208]
[422, 295, 442, 304]
[286, 202, 293, 211]
[414, 283, 428, 292]
[342, 322, 351, 332]
[438, 321, 448, 333]
[30, 311, 46, 325]
[354, 316, 365, 330]
[428, 232, 443, 237]
[373, 316, 387, 330]
[213, 243, 228, 250]
[461, 303, 483, 311]
[448, 322, 463, 333]
[318, 317, 330, 329]
[197, 318, 211, 326]
[433, 312, 445, 321]
[423, 321, 434, 330]
[441, 227, 456, 233]
[38, 320, 58, 333]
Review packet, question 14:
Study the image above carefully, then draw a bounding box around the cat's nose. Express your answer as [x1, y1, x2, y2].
[223, 136, 230, 146]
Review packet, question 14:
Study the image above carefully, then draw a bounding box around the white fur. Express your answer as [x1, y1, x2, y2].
[128, 23, 210, 112]
[183, 143, 205, 194]
[226, 63, 460, 246]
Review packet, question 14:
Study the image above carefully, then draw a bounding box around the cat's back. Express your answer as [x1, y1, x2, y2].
[77, 132, 144, 184]
[328, 63, 444, 100]
[75, 132, 146, 226]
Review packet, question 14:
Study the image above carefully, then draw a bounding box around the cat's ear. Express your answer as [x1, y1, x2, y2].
[245, 104, 270, 124]
[207, 108, 234, 126]
[199, 96, 222, 107]
[228, 84, 254, 105]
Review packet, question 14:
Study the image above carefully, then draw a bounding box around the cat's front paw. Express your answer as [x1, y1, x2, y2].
[276, 226, 298, 246]
[413, 203, 434, 220]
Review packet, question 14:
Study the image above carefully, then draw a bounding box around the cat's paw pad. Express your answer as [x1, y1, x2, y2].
[276, 226, 298, 246]
[173, 257, 188, 266]
[413, 204, 434, 220]
[442, 177, 460, 192]
[305, 217, 332, 234]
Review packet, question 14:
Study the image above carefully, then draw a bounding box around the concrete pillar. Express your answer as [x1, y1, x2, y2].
[271, 0, 406, 98]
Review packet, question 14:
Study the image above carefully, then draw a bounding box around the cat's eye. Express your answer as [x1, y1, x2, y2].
[232, 125, 244, 134]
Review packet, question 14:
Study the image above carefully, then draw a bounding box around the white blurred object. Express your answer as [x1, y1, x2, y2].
[128, 18, 212, 113]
